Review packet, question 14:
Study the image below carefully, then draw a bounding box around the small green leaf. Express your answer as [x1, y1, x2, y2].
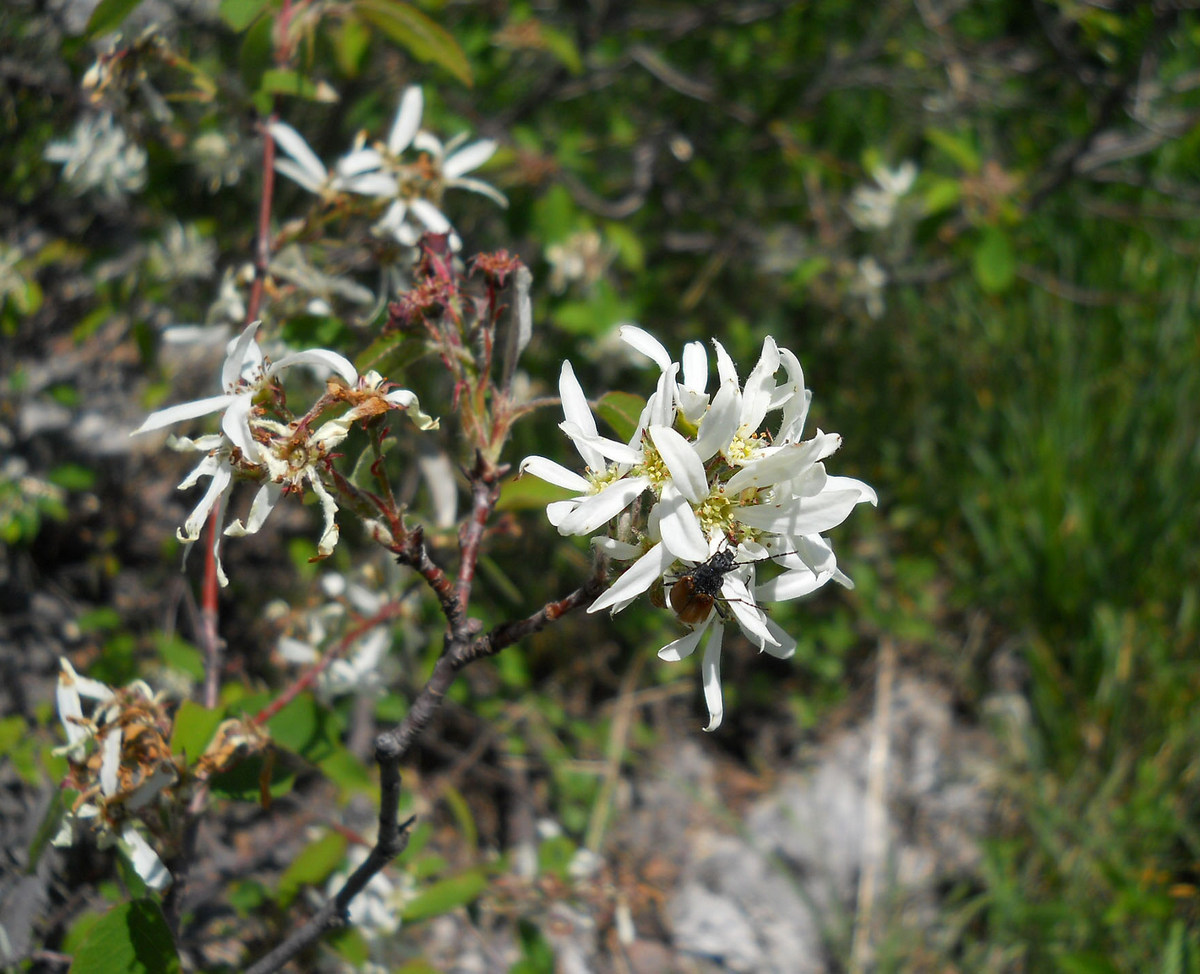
[925, 127, 980, 174]
[85, 0, 144, 38]
[972, 226, 1017, 294]
[218, 0, 268, 32]
[400, 867, 489, 921]
[354, 0, 473, 87]
[260, 68, 338, 103]
[278, 831, 348, 907]
[155, 634, 205, 682]
[536, 22, 584, 75]
[495, 474, 572, 513]
[334, 15, 373, 77]
[595, 391, 646, 442]
[922, 177, 961, 216]
[69, 899, 180, 974]
[169, 700, 226, 764]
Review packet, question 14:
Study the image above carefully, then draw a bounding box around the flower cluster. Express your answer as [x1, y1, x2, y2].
[847, 160, 917, 231]
[53, 659, 179, 890]
[520, 327, 876, 729]
[44, 111, 148, 200]
[270, 86, 506, 250]
[132, 321, 438, 585]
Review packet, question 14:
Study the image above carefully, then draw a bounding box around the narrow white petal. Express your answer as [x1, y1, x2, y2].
[56, 660, 88, 750]
[222, 321, 262, 392]
[131, 395, 233, 436]
[519, 455, 591, 492]
[177, 451, 223, 491]
[587, 541, 671, 614]
[339, 171, 398, 198]
[655, 485, 709, 563]
[723, 575, 777, 648]
[121, 828, 171, 891]
[336, 146, 385, 177]
[271, 348, 358, 385]
[443, 139, 496, 180]
[658, 624, 706, 662]
[592, 536, 642, 560]
[388, 87, 424, 155]
[558, 361, 604, 469]
[760, 616, 797, 659]
[559, 421, 642, 467]
[692, 382, 740, 461]
[700, 622, 726, 732]
[409, 198, 451, 234]
[450, 176, 508, 207]
[179, 462, 232, 542]
[648, 425, 708, 503]
[555, 476, 651, 536]
[220, 393, 258, 459]
[308, 473, 341, 557]
[274, 158, 326, 194]
[646, 365, 679, 429]
[711, 339, 739, 389]
[385, 389, 438, 430]
[739, 336, 780, 433]
[224, 482, 282, 537]
[269, 122, 327, 185]
[413, 130, 444, 156]
[619, 324, 672, 371]
[734, 488, 866, 537]
[278, 636, 320, 664]
[755, 568, 833, 602]
[724, 437, 831, 495]
[546, 499, 581, 527]
[99, 728, 122, 795]
[822, 475, 879, 506]
[681, 342, 708, 393]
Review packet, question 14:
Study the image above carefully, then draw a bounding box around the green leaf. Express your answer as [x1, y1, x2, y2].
[595, 391, 646, 442]
[155, 634, 205, 682]
[925, 127, 980, 174]
[536, 22, 584, 75]
[972, 227, 1017, 295]
[208, 754, 296, 802]
[922, 177, 961, 216]
[400, 867, 489, 921]
[49, 463, 96, 491]
[85, 0, 144, 38]
[1055, 952, 1121, 974]
[260, 68, 338, 103]
[169, 700, 226, 764]
[218, 0, 268, 32]
[277, 831, 347, 907]
[334, 15, 373, 78]
[239, 13, 275, 100]
[605, 222, 644, 272]
[69, 899, 180, 974]
[354, 0, 473, 87]
[495, 474, 572, 513]
[537, 835, 576, 881]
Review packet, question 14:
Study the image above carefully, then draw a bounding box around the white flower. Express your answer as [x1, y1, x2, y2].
[536, 331, 876, 730]
[45, 112, 147, 200]
[850, 256, 888, 319]
[269, 121, 398, 201]
[848, 160, 917, 231]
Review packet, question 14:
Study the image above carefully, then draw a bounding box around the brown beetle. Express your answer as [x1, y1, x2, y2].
[668, 547, 741, 624]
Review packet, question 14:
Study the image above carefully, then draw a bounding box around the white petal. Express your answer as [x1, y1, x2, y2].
[388, 87, 424, 155]
[711, 339, 739, 389]
[278, 636, 320, 664]
[179, 462, 232, 542]
[450, 176, 508, 207]
[177, 451, 224, 491]
[654, 485, 708, 563]
[760, 616, 797, 659]
[722, 575, 777, 649]
[338, 170, 398, 197]
[444, 139, 496, 180]
[700, 622, 726, 732]
[99, 728, 122, 795]
[558, 361, 603, 470]
[274, 158, 326, 194]
[56, 659, 88, 750]
[723, 436, 833, 494]
[271, 348, 358, 385]
[413, 130, 444, 156]
[519, 455, 590, 492]
[739, 337, 780, 433]
[222, 321, 263, 392]
[822, 474, 878, 506]
[121, 828, 171, 891]
[555, 476, 651, 536]
[386, 388, 438, 430]
[559, 421, 642, 467]
[645, 364, 679, 429]
[648, 425, 708, 504]
[755, 568, 833, 602]
[619, 324, 672, 371]
[220, 393, 258, 459]
[336, 146, 384, 176]
[692, 382, 741, 461]
[592, 536, 642, 560]
[224, 482, 282, 537]
[546, 498, 582, 527]
[587, 541, 671, 614]
[657, 624, 706, 662]
[131, 395, 233, 436]
[269, 122, 327, 186]
[735, 488, 866, 537]
[409, 198, 451, 234]
[308, 473, 341, 557]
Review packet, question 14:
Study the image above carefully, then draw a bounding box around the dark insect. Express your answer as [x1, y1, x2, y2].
[668, 547, 741, 624]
